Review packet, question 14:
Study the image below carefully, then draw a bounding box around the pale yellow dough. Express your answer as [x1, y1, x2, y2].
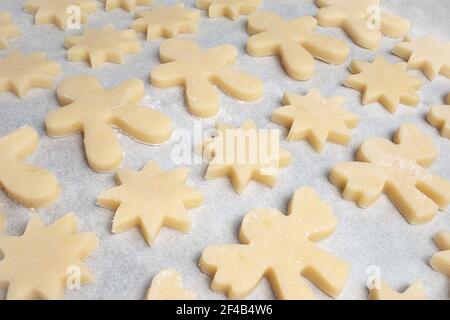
[64, 25, 141, 68]
[202, 120, 292, 194]
[196, 0, 261, 20]
[24, 0, 98, 30]
[430, 232, 450, 277]
[369, 281, 426, 300]
[0, 213, 99, 300]
[0, 51, 61, 98]
[247, 12, 349, 80]
[315, 0, 410, 50]
[45, 76, 172, 173]
[344, 56, 421, 113]
[146, 269, 197, 300]
[97, 162, 204, 246]
[200, 187, 349, 299]
[272, 89, 358, 152]
[0, 212, 4, 232]
[393, 35, 450, 80]
[0, 127, 60, 209]
[150, 39, 263, 118]
[428, 94, 450, 139]
[103, 0, 152, 12]
[330, 124, 450, 224]
[0, 12, 21, 49]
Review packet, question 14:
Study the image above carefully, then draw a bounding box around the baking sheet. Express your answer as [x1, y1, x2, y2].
[0, 0, 449, 300]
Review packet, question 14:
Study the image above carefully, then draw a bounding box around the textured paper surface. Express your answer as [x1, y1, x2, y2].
[0, 0, 449, 300]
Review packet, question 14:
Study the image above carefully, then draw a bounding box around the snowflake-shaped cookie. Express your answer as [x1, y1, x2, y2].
[202, 120, 292, 194]
[0, 51, 61, 98]
[0, 12, 21, 49]
[150, 39, 263, 118]
[343, 56, 422, 113]
[97, 162, 204, 246]
[196, 0, 262, 20]
[369, 281, 426, 300]
[64, 25, 141, 68]
[103, 0, 152, 12]
[393, 35, 450, 80]
[24, 0, 98, 30]
[330, 124, 450, 224]
[430, 232, 450, 277]
[0, 213, 99, 300]
[315, 0, 410, 50]
[427, 94, 450, 139]
[200, 187, 349, 299]
[45, 76, 172, 172]
[246, 12, 349, 80]
[146, 269, 197, 300]
[272, 89, 359, 152]
[132, 4, 200, 41]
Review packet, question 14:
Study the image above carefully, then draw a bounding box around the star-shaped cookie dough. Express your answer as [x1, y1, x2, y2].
[0, 213, 99, 300]
[64, 25, 141, 68]
[97, 162, 204, 246]
[24, 0, 98, 30]
[0, 51, 61, 98]
[202, 120, 292, 194]
[430, 232, 450, 277]
[132, 4, 200, 41]
[146, 269, 197, 300]
[343, 56, 422, 113]
[393, 35, 450, 80]
[427, 94, 450, 139]
[369, 281, 426, 300]
[272, 89, 359, 152]
[103, 0, 152, 12]
[196, 0, 261, 20]
[0, 12, 21, 49]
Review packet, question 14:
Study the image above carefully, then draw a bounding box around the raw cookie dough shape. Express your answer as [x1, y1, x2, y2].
[430, 232, 450, 277]
[45, 76, 172, 173]
[246, 12, 350, 80]
[146, 269, 197, 300]
[330, 124, 450, 224]
[150, 39, 263, 118]
[0, 213, 99, 300]
[0, 127, 60, 208]
[0, 212, 4, 232]
[202, 120, 292, 194]
[0, 12, 21, 49]
[393, 35, 450, 80]
[103, 0, 152, 12]
[96, 162, 204, 246]
[0, 51, 61, 98]
[200, 187, 349, 299]
[271, 89, 359, 152]
[24, 0, 98, 30]
[64, 25, 141, 68]
[196, 0, 261, 21]
[343, 56, 421, 113]
[132, 4, 200, 41]
[427, 94, 450, 139]
[369, 281, 426, 300]
[315, 0, 410, 50]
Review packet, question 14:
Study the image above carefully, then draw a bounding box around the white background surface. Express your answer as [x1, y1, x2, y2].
[0, 0, 449, 300]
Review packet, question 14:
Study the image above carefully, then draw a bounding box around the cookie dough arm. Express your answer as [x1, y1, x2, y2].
[45, 104, 83, 137]
[380, 11, 410, 39]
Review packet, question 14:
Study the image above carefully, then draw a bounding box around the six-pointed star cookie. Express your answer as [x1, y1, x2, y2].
[132, 4, 200, 40]
[0, 51, 61, 98]
[393, 35, 450, 80]
[103, 0, 152, 12]
[272, 89, 359, 152]
[343, 56, 422, 113]
[369, 281, 427, 300]
[64, 25, 141, 68]
[146, 269, 197, 300]
[430, 232, 450, 277]
[0, 12, 21, 49]
[0, 213, 99, 300]
[196, 0, 261, 20]
[427, 94, 450, 139]
[97, 162, 204, 246]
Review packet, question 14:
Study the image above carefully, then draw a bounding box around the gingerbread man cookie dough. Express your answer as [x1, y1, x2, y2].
[196, 0, 261, 20]
[146, 269, 197, 300]
[0, 12, 21, 49]
[369, 281, 426, 300]
[430, 232, 450, 277]
[427, 94, 450, 139]
[103, 0, 152, 12]
[247, 12, 349, 80]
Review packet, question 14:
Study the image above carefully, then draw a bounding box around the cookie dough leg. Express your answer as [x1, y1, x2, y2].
[303, 33, 349, 65]
[269, 264, 315, 300]
[185, 76, 219, 118]
[279, 42, 315, 80]
[214, 68, 263, 101]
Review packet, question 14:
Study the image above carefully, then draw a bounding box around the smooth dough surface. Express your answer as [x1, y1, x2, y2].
[150, 39, 263, 118]
[330, 124, 450, 224]
[103, 0, 152, 12]
[45, 76, 172, 172]
[146, 269, 197, 300]
[0, 127, 60, 208]
[0, 212, 4, 232]
[196, 0, 261, 20]
[200, 187, 349, 299]
[427, 94, 450, 138]
[272, 88, 358, 152]
[369, 281, 426, 300]
[430, 232, 450, 277]
[0, 213, 99, 300]
[97, 162, 204, 246]
[247, 12, 349, 80]
[0, 12, 21, 49]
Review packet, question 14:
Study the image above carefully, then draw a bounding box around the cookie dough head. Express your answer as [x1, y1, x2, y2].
[430, 232, 450, 277]
[196, 0, 261, 20]
[0, 12, 21, 49]
[146, 269, 197, 300]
